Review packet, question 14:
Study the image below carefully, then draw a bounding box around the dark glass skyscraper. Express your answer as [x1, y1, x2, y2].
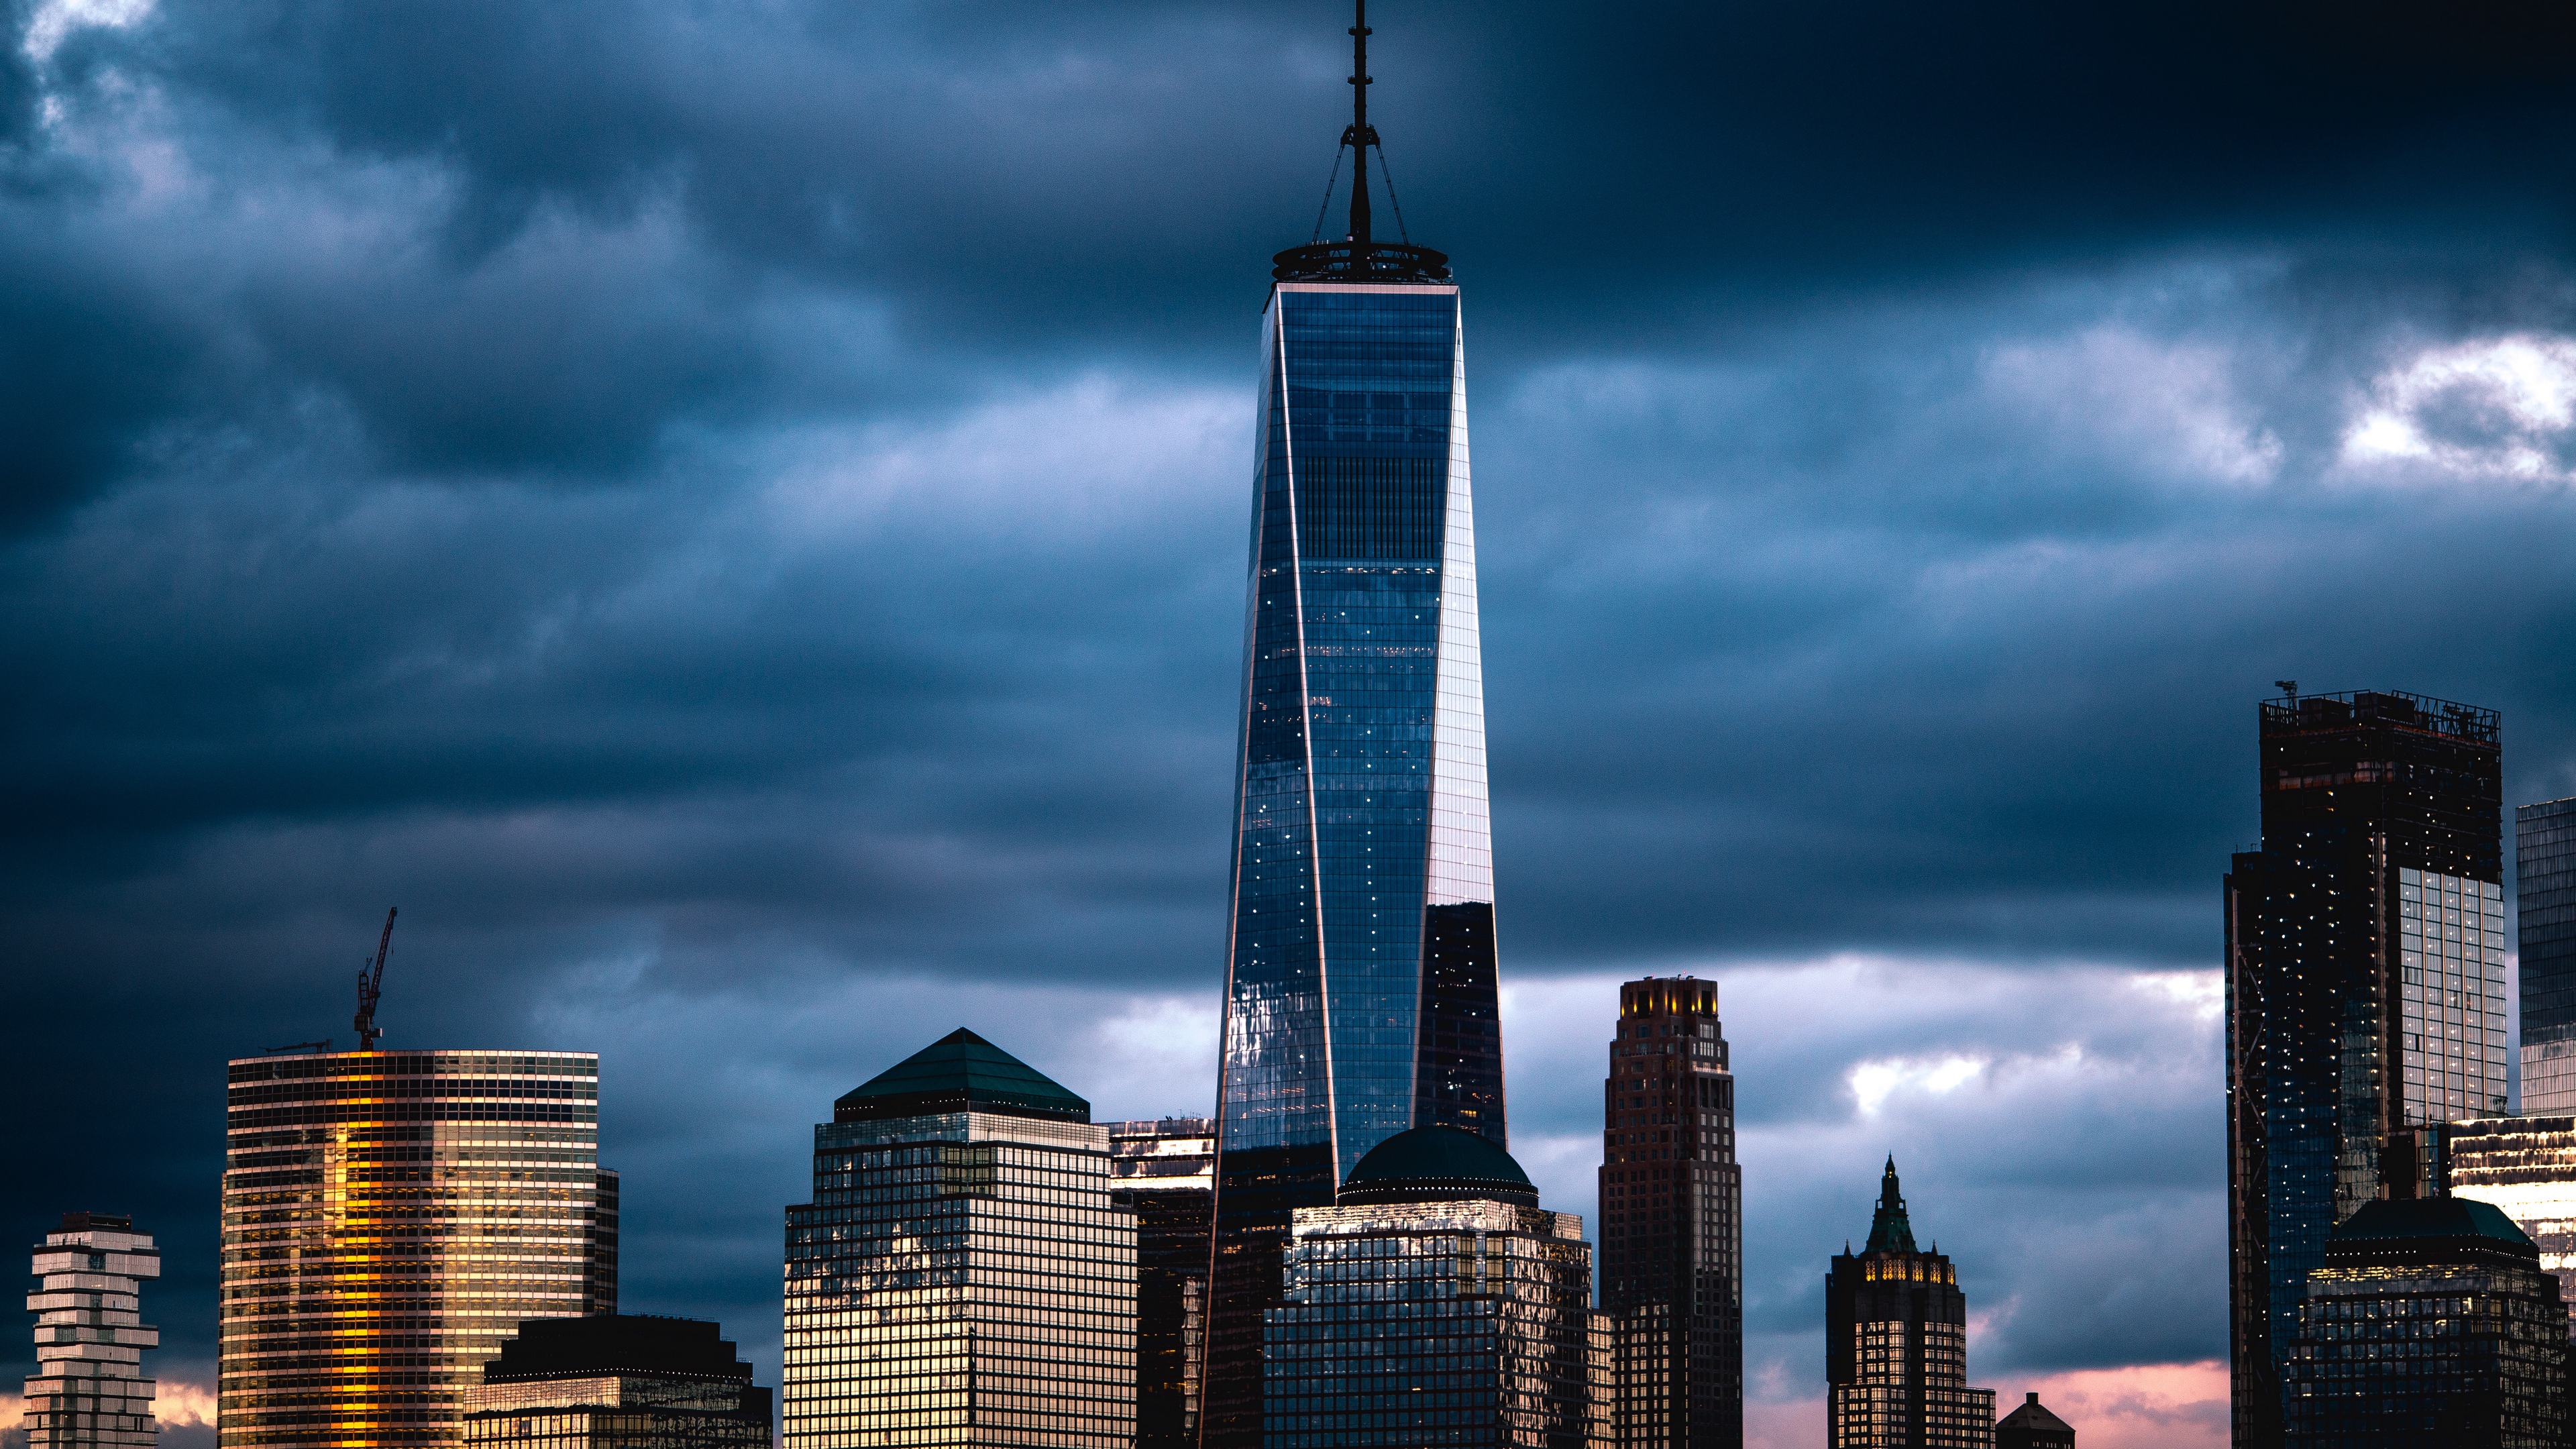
[2224, 688, 2503, 1446]
[1205, 9, 1503, 1447]
[1261, 1127, 1602, 1449]
[1108, 1118, 1216, 1449]
[2518, 796, 2576, 1114]
[1597, 977, 1741, 1447]
[2282, 1197, 2566, 1446]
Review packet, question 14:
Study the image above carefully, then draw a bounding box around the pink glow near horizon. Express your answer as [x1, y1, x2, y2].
[1745, 1360, 2229, 1449]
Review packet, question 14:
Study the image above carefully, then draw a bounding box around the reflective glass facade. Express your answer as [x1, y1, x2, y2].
[2283, 1200, 2567, 1446]
[1597, 979, 1740, 1448]
[2444, 1114, 2576, 1341]
[2395, 867, 2508, 1122]
[1106, 1120, 1215, 1449]
[1209, 278, 1503, 1449]
[1262, 1200, 1599, 1449]
[219, 1050, 617, 1449]
[461, 1314, 769, 1449]
[2224, 689, 2502, 1443]
[2517, 798, 2576, 1114]
[23, 1213, 160, 1449]
[782, 1112, 1135, 1449]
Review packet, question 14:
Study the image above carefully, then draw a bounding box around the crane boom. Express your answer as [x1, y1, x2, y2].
[354, 906, 396, 1051]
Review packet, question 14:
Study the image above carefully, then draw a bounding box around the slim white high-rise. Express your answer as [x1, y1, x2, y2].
[21, 1212, 160, 1449]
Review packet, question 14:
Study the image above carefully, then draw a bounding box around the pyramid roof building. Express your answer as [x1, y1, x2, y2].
[833, 1028, 1090, 1124]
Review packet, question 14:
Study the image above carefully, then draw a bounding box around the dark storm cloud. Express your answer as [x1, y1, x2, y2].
[10, 0, 2576, 1438]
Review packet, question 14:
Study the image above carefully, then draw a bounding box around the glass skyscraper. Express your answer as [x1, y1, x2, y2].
[1260, 1126, 1602, 1449]
[1205, 11, 1504, 1445]
[1106, 1119, 1216, 1449]
[219, 1049, 618, 1449]
[2223, 688, 2504, 1444]
[782, 1028, 1136, 1449]
[2283, 1197, 2566, 1445]
[2443, 1115, 2576, 1340]
[2518, 796, 2576, 1113]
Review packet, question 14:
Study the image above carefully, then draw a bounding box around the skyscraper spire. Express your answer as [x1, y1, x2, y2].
[1342, 0, 1375, 246]
[1271, 1, 1446, 284]
[1865, 1156, 1917, 1253]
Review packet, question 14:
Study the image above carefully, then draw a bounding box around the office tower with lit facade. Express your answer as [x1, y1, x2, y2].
[220, 1049, 617, 1449]
[1597, 977, 1741, 1448]
[782, 1029, 1135, 1449]
[1108, 1118, 1216, 1449]
[461, 1314, 770, 1449]
[2224, 687, 2502, 1443]
[2282, 1196, 2567, 1445]
[2440, 1114, 2576, 1342]
[2520, 797, 2576, 1113]
[1262, 1126, 1603, 1449]
[1824, 1161, 1995, 1449]
[22, 1212, 160, 1449]
[1205, 8, 1504, 1444]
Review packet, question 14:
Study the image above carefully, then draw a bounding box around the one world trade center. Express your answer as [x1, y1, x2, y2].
[1201, 5, 1506, 1444]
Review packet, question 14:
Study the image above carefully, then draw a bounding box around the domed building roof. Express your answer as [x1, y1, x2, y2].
[2322, 1195, 2541, 1272]
[2330, 1195, 2532, 1247]
[1336, 1125, 1537, 1208]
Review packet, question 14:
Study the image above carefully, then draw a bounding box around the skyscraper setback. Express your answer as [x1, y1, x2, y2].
[1598, 977, 1741, 1446]
[2224, 687, 2504, 1443]
[1204, 7, 1501, 1446]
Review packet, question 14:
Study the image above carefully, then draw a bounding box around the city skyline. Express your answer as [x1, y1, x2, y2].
[14, 3, 2576, 1449]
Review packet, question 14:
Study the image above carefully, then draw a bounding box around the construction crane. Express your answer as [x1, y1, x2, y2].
[354, 906, 396, 1051]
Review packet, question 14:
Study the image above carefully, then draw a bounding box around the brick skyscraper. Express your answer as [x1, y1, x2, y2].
[1597, 977, 1741, 1446]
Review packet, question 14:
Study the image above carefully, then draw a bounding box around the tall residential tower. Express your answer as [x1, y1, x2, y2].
[2224, 688, 2503, 1445]
[1205, 7, 1503, 1446]
[21, 1212, 160, 1449]
[1598, 977, 1742, 1447]
[219, 1049, 617, 1449]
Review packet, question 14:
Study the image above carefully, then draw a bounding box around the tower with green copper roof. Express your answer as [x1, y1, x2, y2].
[1862, 1155, 1917, 1254]
[1824, 1160, 1993, 1447]
[831, 1026, 1091, 1124]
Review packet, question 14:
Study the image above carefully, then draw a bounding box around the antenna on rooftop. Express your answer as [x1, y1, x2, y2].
[2275, 680, 2298, 703]
[1343, 0, 1377, 246]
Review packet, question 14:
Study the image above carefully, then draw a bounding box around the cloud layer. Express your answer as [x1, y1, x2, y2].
[11, 5, 2576, 1448]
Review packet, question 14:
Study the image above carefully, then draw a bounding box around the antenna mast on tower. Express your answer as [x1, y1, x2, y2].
[1270, 0, 1449, 283]
[1343, 0, 1376, 246]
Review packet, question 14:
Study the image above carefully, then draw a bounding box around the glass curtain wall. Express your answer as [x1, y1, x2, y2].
[1207, 281, 1503, 1449]
[219, 1050, 616, 1449]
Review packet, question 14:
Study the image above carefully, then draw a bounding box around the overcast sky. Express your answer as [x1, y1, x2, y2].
[9, 2, 2576, 1446]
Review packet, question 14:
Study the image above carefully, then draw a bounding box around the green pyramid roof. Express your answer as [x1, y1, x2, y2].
[1864, 1157, 1917, 1254]
[835, 1028, 1090, 1125]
